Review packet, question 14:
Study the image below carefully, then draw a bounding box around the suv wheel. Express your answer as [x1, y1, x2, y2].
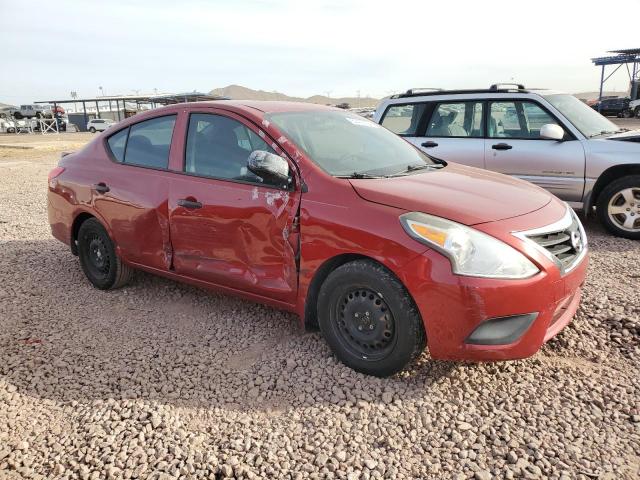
[89, 127, 96, 133]
[635, 106, 640, 118]
[597, 175, 640, 239]
[317, 259, 426, 377]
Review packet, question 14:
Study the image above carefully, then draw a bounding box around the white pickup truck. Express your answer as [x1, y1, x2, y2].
[13, 104, 53, 119]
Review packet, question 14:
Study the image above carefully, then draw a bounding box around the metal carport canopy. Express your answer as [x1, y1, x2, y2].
[34, 92, 227, 130]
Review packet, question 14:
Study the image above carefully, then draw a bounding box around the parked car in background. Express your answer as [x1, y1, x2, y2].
[629, 98, 640, 118]
[0, 116, 16, 133]
[374, 84, 640, 239]
[13, 104, 53, 119]
[87, 118, 116, 133]
[591, 97, 631, 117]
[48, 101, 587, 376]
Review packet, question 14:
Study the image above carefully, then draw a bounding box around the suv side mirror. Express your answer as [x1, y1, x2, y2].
[540, 123, 564, 141]
[247, 150, 290, 185]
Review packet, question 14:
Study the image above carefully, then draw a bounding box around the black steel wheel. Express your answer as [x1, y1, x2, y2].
[318, 259, 426, 377]
[334, 287, 397, 361]
[77, 217, 133, 289]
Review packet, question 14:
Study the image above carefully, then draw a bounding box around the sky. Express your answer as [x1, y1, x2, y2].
[1, 0, 639, 105]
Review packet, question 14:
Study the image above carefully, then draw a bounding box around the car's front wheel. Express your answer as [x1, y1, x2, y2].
[89, 127, 96, 133]
[597, 175, 640, 239]
[77, 218, 133, 289]
[317, 259, 426, 377]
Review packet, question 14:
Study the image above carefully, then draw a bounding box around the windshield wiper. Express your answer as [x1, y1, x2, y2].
[589, 130, 620, 138]
[390, 163, 441, 177]
[335, 172, 387, 179]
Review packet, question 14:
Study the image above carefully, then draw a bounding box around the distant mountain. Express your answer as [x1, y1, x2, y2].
[209, 85, 380, 108]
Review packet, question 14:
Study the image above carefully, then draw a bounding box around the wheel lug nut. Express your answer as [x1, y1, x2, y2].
[354, 313, 359, 318]
[369, 325, 374, 330]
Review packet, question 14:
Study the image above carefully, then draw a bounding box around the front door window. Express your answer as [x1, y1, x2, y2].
[488, 101, 558, 139]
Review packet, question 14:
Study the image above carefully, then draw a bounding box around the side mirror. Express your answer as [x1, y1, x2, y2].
[540, 123, 564, 141]
[247, 150, 289, 184]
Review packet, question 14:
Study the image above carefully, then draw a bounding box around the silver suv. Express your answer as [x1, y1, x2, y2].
[374, 84, 640, 239]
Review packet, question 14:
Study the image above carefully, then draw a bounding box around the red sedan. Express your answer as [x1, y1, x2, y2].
[48, 101, 588, 376]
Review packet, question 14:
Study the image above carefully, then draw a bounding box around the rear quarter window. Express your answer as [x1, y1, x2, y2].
[106, 127, 129, 162]
[380, 103, 427, 135]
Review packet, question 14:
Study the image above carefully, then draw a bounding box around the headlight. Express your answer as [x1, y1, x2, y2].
[400, 212, 539, 279]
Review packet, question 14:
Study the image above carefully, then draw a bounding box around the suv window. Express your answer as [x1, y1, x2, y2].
[116, 115, 176, 168]
[381, 103, 427, 135]
[426, 102, 483, 138]
[185, 113, 277, 185]
[107, 128, 129, 162]
[488, 101, 558, 139]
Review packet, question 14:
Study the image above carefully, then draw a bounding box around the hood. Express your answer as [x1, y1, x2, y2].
[606, 129, 640, 143]
[349, 163, 552, 226]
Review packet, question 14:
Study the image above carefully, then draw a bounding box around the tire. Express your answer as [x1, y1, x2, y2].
[317, 259, 426, 377]
[89, 127, 96, 133]
[635, 107, 640, 118]
[77, 218, 133, 289]
[13, 112, 22, 119]
[596, 175, 640, 240]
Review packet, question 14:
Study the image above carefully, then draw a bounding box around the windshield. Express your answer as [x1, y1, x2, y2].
[265, 110, 435, 177]
[544, 93, 621, 138]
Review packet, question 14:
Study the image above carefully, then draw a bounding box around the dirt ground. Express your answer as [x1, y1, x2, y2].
[0, 128, 639, 479]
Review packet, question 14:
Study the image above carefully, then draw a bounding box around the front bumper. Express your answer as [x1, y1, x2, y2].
[400, 203, 588, 361]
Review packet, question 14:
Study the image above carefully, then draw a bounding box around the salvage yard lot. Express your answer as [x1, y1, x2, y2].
[0, 129, 639, 479]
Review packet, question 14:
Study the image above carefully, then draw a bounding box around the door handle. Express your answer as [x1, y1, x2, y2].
[177, 198, 203, 209]
[93, 182, 110, 194]
[492, 143, 513, 150]
[421, 141, 439, 148]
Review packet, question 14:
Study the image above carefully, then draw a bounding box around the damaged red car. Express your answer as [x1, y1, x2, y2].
[48, 101, 588, 377]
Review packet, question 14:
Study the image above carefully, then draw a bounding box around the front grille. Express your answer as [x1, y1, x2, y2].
[517, 208, 587, 275]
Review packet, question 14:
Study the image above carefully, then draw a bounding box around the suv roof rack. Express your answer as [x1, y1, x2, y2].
[390, 84, 531, 99]
[405, 87, 443, 95]
[489, 83, 526, 91]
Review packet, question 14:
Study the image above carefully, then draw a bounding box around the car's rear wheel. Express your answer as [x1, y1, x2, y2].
[597, 175, 640, 239]
[317, 259, 426, 377]
[77, 218, 133, 289]
[89, 127, 96, 133]
[635, 106, 640, 118]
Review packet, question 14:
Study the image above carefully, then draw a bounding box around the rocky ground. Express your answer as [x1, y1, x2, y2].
[0, 132, 638, 479]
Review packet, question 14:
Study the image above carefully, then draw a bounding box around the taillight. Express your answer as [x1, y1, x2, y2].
[48, 166, 65, 187]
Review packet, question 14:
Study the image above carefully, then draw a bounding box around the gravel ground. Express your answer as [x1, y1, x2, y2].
[0, 133, 639, 480]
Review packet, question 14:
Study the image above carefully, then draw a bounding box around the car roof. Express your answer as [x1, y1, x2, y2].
[180, 100, 336, 115]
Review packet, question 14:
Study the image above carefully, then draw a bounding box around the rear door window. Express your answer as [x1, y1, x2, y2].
[426, 102, 483, 137]
[381, 103, 427, 135]
[124, 115, 176, 169]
